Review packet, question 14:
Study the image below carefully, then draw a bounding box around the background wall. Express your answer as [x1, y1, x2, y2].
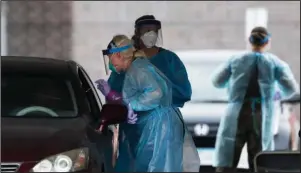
[4, 1, 299, 82]
[4, 1, 73, 60]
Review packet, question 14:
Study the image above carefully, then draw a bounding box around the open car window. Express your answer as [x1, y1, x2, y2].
[1, 74, 78, 117]
[77, 66, 102, 120]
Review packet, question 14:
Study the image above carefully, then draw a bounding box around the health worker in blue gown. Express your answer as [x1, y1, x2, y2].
[212, 26, 299, 172]
[98, 15, 200, 172]
[96, 34, 199, 172]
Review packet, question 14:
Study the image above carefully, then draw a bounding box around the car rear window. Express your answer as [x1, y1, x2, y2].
[1, 75, 77, 117]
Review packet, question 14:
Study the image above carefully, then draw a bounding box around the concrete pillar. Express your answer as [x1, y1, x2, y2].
[6, 1, 73, 60]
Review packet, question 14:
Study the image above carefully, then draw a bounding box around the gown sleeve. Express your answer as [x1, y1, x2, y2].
[212, 58, 232, 88]
[275, 58, 299, 97]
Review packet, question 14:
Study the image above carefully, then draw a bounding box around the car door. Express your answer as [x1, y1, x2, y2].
[77, 66, 114, 172]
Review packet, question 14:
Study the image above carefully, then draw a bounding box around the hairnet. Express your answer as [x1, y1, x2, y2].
[249, 26, 271, 45]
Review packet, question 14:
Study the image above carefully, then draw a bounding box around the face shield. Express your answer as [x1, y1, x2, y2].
[135, 19, 163, 48]
[102, 41, 132, 75]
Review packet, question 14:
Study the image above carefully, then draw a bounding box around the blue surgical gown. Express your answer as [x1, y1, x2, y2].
[113, 58, 199, 172]
[212, 52, 299, 167]
[108, 48, 192, 107]
[107, 49, 197, 172]
[149, 48, 192, 107]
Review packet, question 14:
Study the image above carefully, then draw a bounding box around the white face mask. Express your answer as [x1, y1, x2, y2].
[140, 31, 158, 48]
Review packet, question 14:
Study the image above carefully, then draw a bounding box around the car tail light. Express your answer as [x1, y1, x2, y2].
[30, 148, 89, 172]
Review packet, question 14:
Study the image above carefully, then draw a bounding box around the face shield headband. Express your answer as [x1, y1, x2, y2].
[102, 40, 132, 75]
[135, 19, 161, 29]
[249, 33, 271, 45]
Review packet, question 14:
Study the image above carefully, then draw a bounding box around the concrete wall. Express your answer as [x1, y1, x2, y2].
[5, 1, 73, 60]
[5, 1, 300, 82]
[71, 1, 300, 82]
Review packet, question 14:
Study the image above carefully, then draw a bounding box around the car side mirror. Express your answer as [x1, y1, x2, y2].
[99, 103, 128, 125]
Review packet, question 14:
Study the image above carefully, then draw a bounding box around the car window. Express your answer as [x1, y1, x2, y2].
[78, 67, 102, 120]
[1, 75, 77, 117]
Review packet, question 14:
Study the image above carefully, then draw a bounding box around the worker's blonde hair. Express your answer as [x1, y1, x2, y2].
[112, 34, 145, 61]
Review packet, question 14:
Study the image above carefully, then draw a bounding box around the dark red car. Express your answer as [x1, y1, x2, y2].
[1, 56, 116, 172]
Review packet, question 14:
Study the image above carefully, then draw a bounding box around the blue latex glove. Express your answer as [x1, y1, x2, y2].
[95, 79, 111, 96]
[95, 79, 122, 102]
[127, 103, 137, 124]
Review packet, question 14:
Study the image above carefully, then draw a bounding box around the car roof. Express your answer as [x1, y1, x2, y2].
[1, 56, 78, 77]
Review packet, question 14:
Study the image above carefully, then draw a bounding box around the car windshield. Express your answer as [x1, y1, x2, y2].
[186, 61, 229, 102]
[1, 74, 78, 117]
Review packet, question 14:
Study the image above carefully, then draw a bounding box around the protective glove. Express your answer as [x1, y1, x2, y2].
[95, 79, 122, 102]
[127, 103, 138, 124]
[95, 79, 111, 96]
[274, 91, 281, 101]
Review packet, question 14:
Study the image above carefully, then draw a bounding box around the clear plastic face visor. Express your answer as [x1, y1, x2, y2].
[102, 44, 132, 75]
[135, 21, 163, 48]
[102, 53, 111, 75]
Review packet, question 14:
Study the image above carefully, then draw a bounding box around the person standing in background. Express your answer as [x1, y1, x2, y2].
[212, 26, 299, 172]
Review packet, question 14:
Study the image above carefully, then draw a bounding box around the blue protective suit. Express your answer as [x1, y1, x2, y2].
[108, 48, 192, 107]
[212, 52, 299, 167]
[149, 48, 192, 107]
[113, 58, 199, 172]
